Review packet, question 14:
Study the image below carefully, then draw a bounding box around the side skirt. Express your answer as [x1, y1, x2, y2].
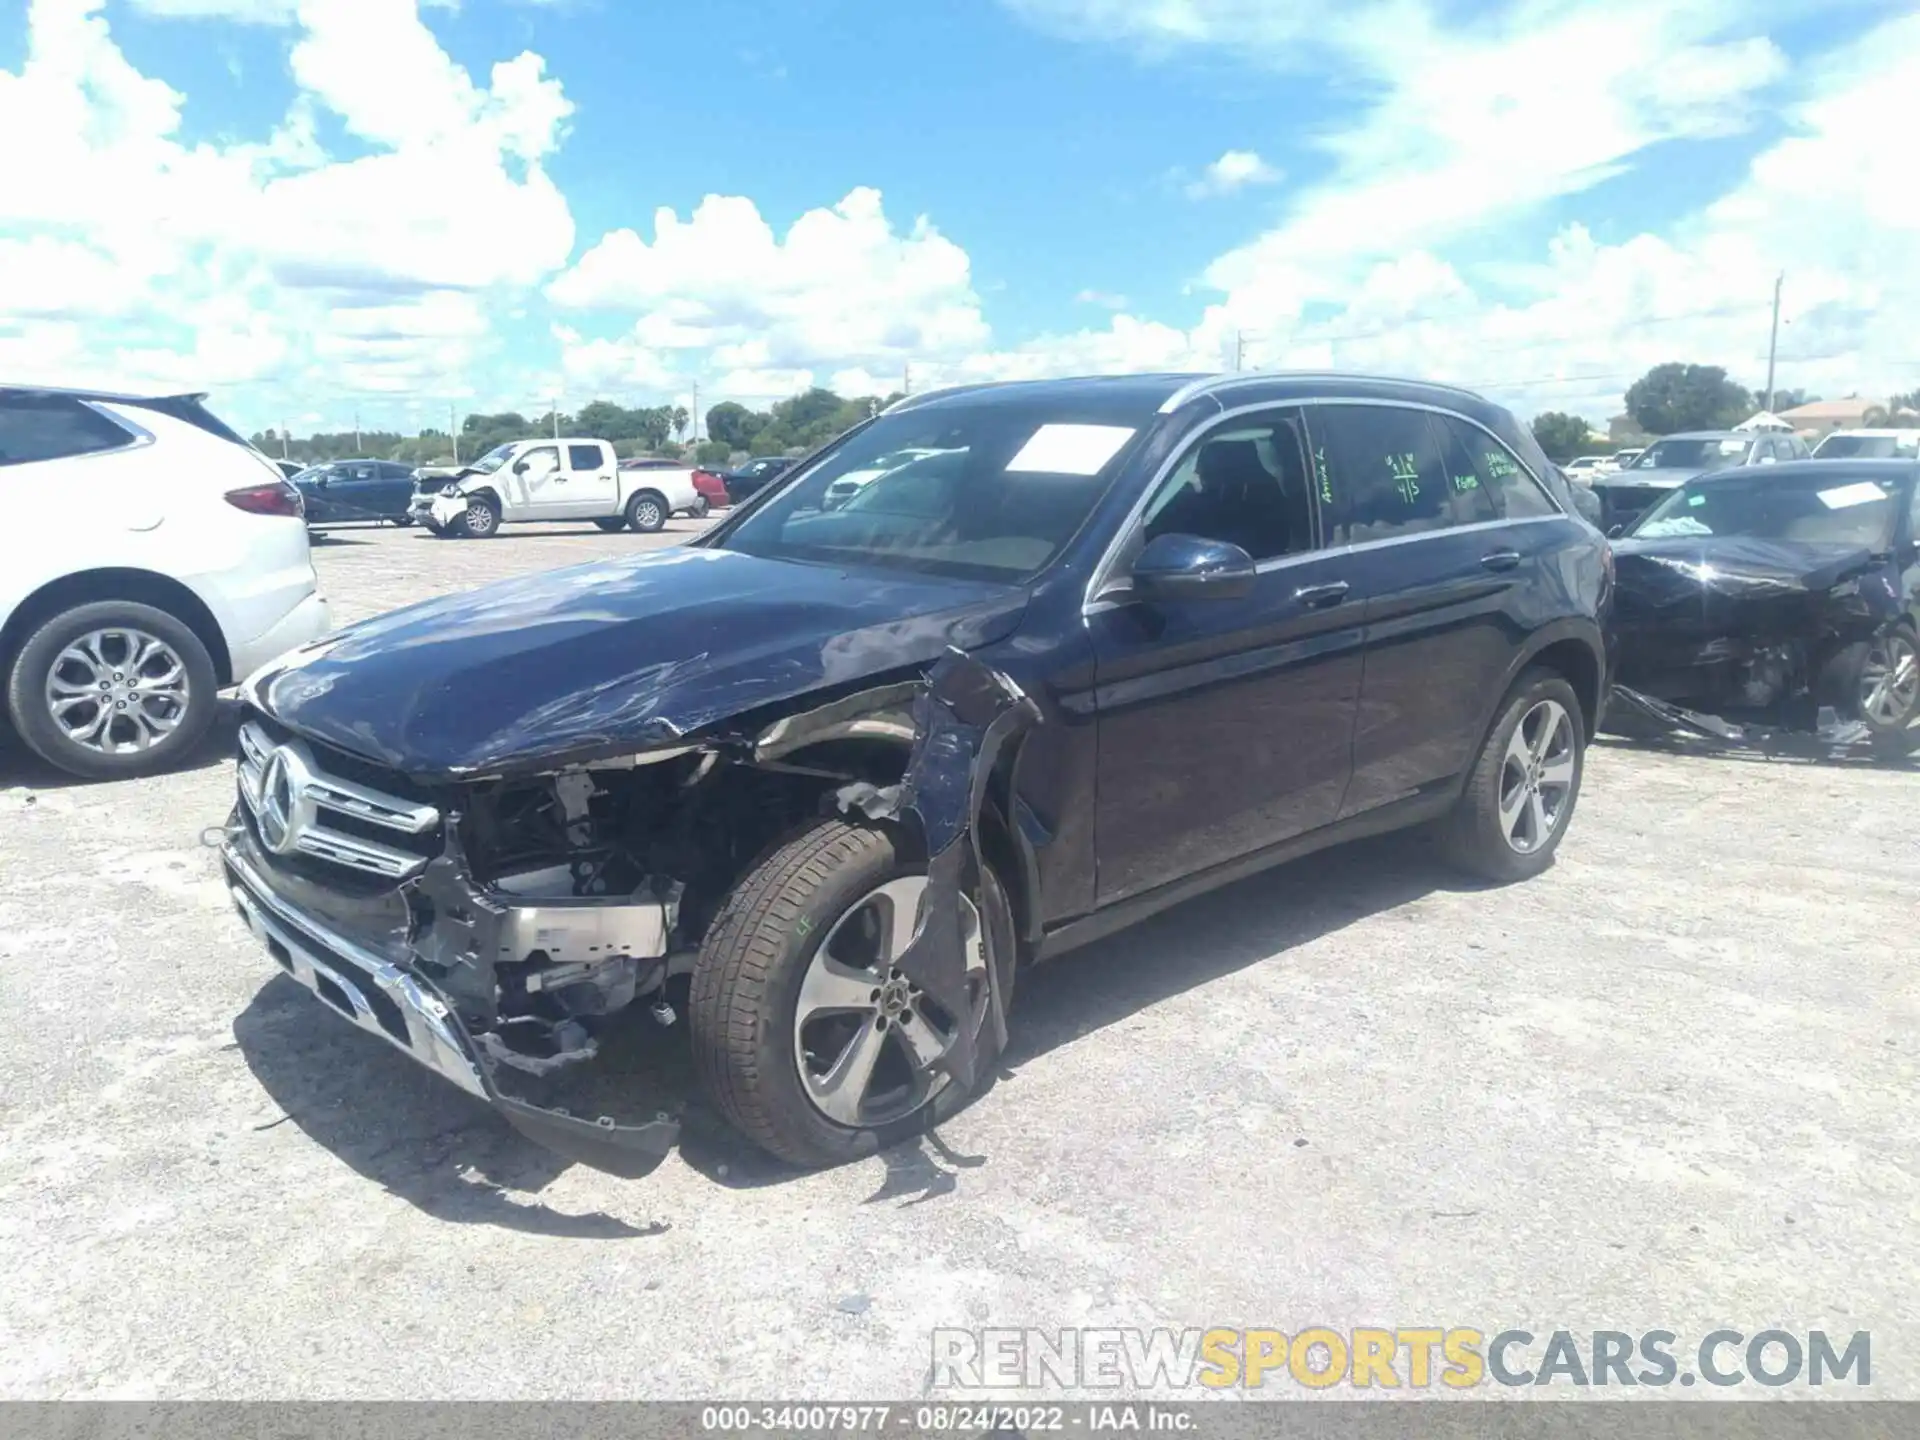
[1035, 789, 1457, 963]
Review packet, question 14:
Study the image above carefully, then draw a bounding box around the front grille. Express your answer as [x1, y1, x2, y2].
[237, 720, 443, 881]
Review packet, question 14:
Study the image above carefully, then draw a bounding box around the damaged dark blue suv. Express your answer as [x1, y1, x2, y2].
[224, 373, 1610, 1168]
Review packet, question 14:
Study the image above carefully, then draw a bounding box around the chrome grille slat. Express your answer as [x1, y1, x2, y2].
[236, 722, 441, 880]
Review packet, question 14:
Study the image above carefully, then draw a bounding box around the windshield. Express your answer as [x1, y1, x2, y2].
[1632, 472, 1902, 549]
[1633, 437, 1751, 471]
[470, 443, 515, 475]
[716, 405, 1142, 581]
[1814, 433, 1919, 459]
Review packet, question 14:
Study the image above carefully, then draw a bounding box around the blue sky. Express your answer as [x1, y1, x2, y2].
[2, 0, 1916, 436]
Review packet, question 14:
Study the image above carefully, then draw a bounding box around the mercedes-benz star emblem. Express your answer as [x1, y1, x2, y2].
[254, 744, 315, 855]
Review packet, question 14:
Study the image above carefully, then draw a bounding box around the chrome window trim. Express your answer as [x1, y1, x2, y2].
[1155, 371, 1489, 416]
[0, 397, 155, 469]
[1083, 395, 1567, 616]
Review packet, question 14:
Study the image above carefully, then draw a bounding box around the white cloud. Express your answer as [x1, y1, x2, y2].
[549, 188, 989, 374]
[0, 0, 573, 413]
[991, 0, 1918, 423]
[1186, 148, 1280, 198]
[550, 325, 679, 394]
[1076, 289, 1130, 309]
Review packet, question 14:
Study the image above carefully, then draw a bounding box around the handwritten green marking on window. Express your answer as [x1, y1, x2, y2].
[1314, 447, 1333, 505]
[1451, 473, 1480, 493]
[1386, 453, 1421, 505]
[1484, 451, 1518, 479]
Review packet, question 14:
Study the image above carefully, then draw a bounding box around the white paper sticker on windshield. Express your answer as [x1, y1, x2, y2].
[1005, 424, 1136, 476]
[1817, 482, 1885, 509]
[1717, 439, 1747, 455]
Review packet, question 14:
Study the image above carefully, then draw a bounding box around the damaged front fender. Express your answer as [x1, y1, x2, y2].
[836, 652, 1041, 1092]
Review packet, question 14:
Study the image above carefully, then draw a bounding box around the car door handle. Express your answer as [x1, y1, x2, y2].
[1481, 549, 1522, 571]
[1293, 580, 1350, 608]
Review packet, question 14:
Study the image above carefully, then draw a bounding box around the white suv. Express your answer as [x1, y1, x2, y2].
[1, 386, 332, 780]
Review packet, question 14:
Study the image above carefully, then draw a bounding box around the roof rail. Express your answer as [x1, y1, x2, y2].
[1155, 370, 1489, 414]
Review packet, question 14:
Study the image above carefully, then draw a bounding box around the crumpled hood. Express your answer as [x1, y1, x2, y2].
[251, 547, 1028, 778]
[1613, 535, 1878, 601]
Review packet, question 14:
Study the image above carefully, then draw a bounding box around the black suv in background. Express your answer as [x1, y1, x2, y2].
[720, 454, 792, 503]
[293, 459, 419, 526]
[224, 373, 1610, 1168]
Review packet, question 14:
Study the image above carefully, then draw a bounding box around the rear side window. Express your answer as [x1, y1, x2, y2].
[567, 443, 604, 471]
[0, 396, 134, 467]
[1434, 415, 1559, 520]
[1310, 405, 1486, 543]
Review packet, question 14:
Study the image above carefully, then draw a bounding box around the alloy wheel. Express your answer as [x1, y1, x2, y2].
[1859, 634, 1919, 726]
[44, 628, 191, 755]
[465, 501, 496, 536]
[792, 876, 989, 1128]
[1498, 698, 1576, 855]
[636, 500, 663, 529]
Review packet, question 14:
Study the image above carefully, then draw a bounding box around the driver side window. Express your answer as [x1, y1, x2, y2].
[519, 445, 559, 479]
[1140, 410, 1317, 562]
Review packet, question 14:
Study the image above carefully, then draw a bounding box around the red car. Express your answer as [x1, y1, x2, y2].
[690, 468, 730, 510]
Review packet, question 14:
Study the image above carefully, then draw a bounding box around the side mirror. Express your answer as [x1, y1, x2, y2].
[512, 460, 530, 475]
[1130, 533, 1257, 604]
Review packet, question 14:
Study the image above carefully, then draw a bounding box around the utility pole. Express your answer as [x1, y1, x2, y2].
[552, 398, 560, 441]
[1235, 331, 1246, 372]
[903, 361, 911, 396]
[1764, 271, 1785, 412]
[449, 403, 459, 463]
[691, 380, 700, 445]
[279, 422, 289, 460]
[353, 410, 361, 451]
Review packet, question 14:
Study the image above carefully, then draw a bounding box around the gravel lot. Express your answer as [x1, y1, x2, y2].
[2, 520, 1917, 1400]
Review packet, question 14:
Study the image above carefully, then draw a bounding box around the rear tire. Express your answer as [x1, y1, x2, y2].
[1436, 667, 1585, 882]
[626, 490, 668, 534]
[593, 517, 628, 533]
[689, 818, 1015, 1168]
[6, 601, 220, 781]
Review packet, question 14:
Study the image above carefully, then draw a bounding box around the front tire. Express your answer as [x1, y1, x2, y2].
[1821, 625, 1919, 756]
[689, 818, 1015, 1168]
[626, 490, 668, 534]
[5, 601, 220, 780]
[459, 495, 500, 539]
[593, 517, 628, 533]
[1437, 667, 1585, 882]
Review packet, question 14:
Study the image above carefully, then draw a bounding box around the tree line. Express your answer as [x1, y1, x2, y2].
[249, 367, 1918, 472]
[1529, 362, 1920, 462]
[251, 387, 903, 469]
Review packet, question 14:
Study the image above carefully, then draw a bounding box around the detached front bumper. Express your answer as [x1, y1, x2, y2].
[222, 838, 682, 1169]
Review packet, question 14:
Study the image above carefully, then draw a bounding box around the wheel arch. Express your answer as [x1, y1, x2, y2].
[1, 568, 232, 686]
[1503, 623, 1607, 741]
[764, 726, 1044, 965]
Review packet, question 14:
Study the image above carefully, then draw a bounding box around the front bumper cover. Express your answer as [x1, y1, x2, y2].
[223, 842, 681, 1169]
